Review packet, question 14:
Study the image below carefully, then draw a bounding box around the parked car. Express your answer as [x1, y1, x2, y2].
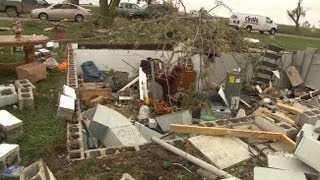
[229, 13, 278, 35]
[31, 3, 91, 22]
[117, 2, 140, 18]
[0, 0, 49, 17]
[122, 4, 177, 20]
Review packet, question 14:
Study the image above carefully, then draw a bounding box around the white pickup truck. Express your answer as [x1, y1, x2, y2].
[0, 0, 49, 17]
[229, 13, 278, 35]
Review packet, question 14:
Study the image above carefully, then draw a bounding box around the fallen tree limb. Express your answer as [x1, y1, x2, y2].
[170, 124, 296, 152]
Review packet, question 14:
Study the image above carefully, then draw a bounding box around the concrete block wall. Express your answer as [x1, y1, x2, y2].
[17, 87, 35, 111]
[255, 116, 298, 139]
[84, 146, 137, 159]
[296, 109, 320, 126]
[66, 123, 85, 161]
[0, 84, 18, 108]
[199, 117, 255, 128]
[67, 45, 78, 89]
[20, 159, 56, 180]
[14, 79, 36, 90]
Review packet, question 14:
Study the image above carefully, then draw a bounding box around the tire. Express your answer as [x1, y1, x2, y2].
[269, 28, 276, 35]
[39, 13, 48, 20]
[6, 7, 18, 17]
[259, 31, 264, 34]
[245, 26, 252, 33]
[75, 14, 84, 22]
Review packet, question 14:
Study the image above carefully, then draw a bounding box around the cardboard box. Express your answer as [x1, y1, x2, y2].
[16, 62, 46, 83]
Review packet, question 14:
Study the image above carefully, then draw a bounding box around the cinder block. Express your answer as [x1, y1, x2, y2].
[20, 159, 56, 180]
[14, 79, 35, 90]
[0, 144, 20, 173]
[103, 125, 147, 147]
[0, 84, 18, 108]
[0, 110, 23, 140]
[18, 87, 35, 111]
[255, 116, 298, 139]
[16, 62, 46, 83]
[156, 110, 192, 132]
[294, 124, 320, 172]
[66, 123, 84, 161]
[296, 110, 319, 126]
[57, 94, 75, 120]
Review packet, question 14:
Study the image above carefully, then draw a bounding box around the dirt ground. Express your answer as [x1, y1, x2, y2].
[37, 139, 259, 180]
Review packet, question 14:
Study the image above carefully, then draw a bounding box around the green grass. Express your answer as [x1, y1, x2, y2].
[250, 33, 320, 51]
[0, 48, 24, 64]
[277, 24, 320, 38]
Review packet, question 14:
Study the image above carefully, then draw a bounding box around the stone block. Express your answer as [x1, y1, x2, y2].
[0, 110, 23, 140]
[267, 155, 318, 179]
[57, 94, 75, 120]
[103, 125, 147, 148]
[16, 62, 46, 83]
[156, 110, 192, 132]
[294, 124, 320, 172]
[296, 110, 319, 126]
[0, 84, 18, 108]
[18, 87, 35, 111]
[20, 159, 56, 180]
[255, 116, 298, 139]
[254, 167, 307, 180]
[14, 79, 35, 90]
[0, 144, 20, 173]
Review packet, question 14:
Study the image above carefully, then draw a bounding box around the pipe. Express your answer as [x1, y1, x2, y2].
[118, 76, 139, 92]
[151, 136, 235, 179]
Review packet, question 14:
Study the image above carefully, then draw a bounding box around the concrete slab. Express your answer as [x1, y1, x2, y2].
[81, 107, 96, 120]
[103, 125, 147, 147]
[254, 167, 307, 180]
[315, 120, 320, 133]
[188, 136, 252, 169]
[293, 50, 305, 72]
[92, 104, 131, 129]
[294, 124, 320, 172]
[134, 122, 162, 142]
[305, 54, 320, 89]
[268, 155, 318, 176]
[58, 94, 75, 110]
[63, 85, 77, 99]
[156, 110, 192, 132]
[301, 47, 316, 81]
[286, 66, 303, 87]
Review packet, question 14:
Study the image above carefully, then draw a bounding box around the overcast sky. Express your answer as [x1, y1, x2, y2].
[47, 0, 319, 26]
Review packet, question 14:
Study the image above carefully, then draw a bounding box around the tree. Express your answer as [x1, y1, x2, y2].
[287, 0, 306, 31]
[99, 0, 121, 27]
[301, 21, 311, 28]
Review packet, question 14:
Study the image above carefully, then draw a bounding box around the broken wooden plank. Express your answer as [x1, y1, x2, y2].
[253, 107, 296, 126]
[170, 124, 295, 152]
[276, 102, 303, 113]
[286, 66, 304, 87]
[280, 134, 296, 152]
[240, 98, 252, 108]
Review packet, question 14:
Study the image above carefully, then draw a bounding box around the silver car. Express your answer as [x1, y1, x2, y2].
[31, 3, 91, 22]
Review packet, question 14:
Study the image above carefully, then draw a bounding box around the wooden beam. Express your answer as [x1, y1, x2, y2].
[276, 102, 303, 113]
[280, 134, 296, 152]
[170, 124, 295, 152]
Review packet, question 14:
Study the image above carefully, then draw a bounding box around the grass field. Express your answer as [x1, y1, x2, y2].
[277, 24, 320, 38]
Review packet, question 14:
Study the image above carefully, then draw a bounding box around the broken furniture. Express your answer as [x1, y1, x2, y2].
[79, 83, 112, 107]
[0, 35, 49, 71]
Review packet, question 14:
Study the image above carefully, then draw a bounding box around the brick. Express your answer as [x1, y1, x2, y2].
[20, 159, 56, 180]
[0, 84, 18, 108]
[255, 116, 298, 138]
[14, 79, 35, 90]
[296, 110, 319, 126]
[18, 87, 35, 110]
[0, 144, 20, 173]
[294, 124, 320, 172]
[16, 62, 46, 83]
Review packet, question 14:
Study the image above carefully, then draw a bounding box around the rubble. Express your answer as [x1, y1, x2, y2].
[156, 110, 192, 132]
[254, 167, 306, 180]
[0, 144, 20, 173]
[20, 159, 56, 180]
[0, 110, 23, 140]
[0, 84, 18, 108]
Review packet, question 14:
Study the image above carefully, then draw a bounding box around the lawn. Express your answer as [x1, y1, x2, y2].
[250, 33, 320, 51]
[277, 24, 320, 38]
